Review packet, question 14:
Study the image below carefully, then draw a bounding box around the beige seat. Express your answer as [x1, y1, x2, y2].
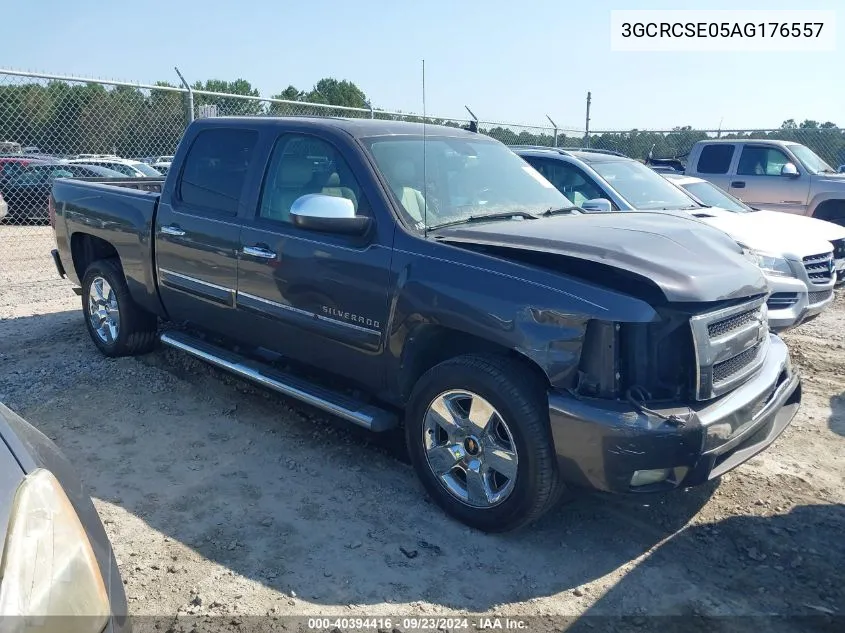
[261, 156, 315, 222]
[321, 172, 358, 209]
[388, 159, 427, 223]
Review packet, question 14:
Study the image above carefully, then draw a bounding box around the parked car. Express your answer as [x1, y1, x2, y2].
[513, 146, 836, 331]
[50, 117, 801, 532]
[152, 160, 171, 175]
[663, 173, 845, 286]
[0, 156, 43, 178]
[0, 163, 124, 223]
[67, 158, 162, 178]
[681, 139, 845, 224]
[0, 403, 129, 629]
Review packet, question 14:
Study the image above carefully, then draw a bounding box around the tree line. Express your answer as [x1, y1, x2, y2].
[1, 74, 843, 166]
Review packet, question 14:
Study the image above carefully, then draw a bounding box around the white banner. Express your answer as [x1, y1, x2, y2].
[610, 10, 836, 52]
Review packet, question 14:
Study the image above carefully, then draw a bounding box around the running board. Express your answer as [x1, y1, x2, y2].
[159, 331, 398, 432]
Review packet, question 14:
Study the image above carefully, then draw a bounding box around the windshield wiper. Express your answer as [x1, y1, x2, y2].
[427, 211, 538, 231]
[541, 206, 581, 217]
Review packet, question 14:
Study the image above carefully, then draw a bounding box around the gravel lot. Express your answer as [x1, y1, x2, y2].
[1, 227, 843, 632]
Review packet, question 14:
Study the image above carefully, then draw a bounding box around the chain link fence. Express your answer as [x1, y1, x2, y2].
[587, 127, 845, 168]
[3, 67, 843, 308]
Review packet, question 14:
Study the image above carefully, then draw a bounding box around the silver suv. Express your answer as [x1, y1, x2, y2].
[685, 139, 845, 225]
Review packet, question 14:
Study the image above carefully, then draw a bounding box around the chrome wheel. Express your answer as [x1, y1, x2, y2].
[422, 390, 519, 508]
[87, 276, 120, 344]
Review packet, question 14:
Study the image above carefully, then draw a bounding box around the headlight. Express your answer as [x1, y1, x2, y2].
[744, 248, 794, 278]
[0, 469, 110, 631]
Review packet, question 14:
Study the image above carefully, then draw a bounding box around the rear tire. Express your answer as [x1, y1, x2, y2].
[405, 354, 562, 532]
[81, 258, 158, 357]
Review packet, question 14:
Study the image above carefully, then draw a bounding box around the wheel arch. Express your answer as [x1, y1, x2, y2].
[395, 323, 550, 406]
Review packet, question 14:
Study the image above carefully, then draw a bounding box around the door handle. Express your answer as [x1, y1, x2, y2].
[731, 181, 746, 189]
[241, 245, 277, 259]
[160, 224, 186, 236]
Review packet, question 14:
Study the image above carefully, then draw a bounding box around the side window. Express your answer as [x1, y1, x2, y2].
[696, 145, 734, 174]
[178, 128, 259, 215]
[258, 134, 362, 224]
[527, 158, 604, 206]
[737, 146, 791, 176]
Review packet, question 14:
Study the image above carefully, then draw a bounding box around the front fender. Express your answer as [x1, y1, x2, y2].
[808, 189, 845, 217]
[385, 240, 659, 395]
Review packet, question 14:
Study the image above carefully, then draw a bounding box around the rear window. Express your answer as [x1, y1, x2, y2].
[696, 144, 734, 174]
[178, 128, 259, 215]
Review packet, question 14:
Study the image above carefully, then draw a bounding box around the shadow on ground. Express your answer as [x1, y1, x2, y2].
[829, 391, 845, 437]
[567, 503, 845, 633]
[2, 310, 841, 620]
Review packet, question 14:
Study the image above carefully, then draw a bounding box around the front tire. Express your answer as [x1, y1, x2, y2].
[81, 258, 158, 357]
[406, 354, 562, 532]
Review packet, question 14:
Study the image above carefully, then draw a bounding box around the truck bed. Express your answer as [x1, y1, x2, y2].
[60, 176, 164, 193]
[51, 176, 165, 317]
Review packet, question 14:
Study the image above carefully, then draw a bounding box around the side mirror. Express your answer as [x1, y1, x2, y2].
[290, 193, 371, 235]
[580, 198, 613, 213]
[781, 163, 799, 177]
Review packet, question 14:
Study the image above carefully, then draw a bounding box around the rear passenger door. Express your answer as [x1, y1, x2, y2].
[691, 144, 735, 191]
[235, 132, 392, 392]
[154, 126, 259, 333]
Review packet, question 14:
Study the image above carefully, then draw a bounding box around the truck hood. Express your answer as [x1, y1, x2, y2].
[690, 208, 834, 257]
[435, 211, 767, 303]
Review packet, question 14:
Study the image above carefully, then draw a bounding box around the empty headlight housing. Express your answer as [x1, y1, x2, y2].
[743, 248, 794, 278]
[0, 469, 110, 632]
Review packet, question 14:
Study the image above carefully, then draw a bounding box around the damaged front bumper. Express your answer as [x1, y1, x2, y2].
[547, 334, 800, 493]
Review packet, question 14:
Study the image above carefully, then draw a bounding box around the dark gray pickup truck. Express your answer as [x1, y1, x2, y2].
[50, 117, 801, 531]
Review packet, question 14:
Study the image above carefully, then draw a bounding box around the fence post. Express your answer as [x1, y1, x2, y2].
[174, 66, 194, 124]
[464, 105, 479, 133]
[584, 91, 592, 147]
[546, 114, 559, 147]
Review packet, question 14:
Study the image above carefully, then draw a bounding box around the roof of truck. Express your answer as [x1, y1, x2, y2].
[695, 138, 800, 146]
[196, 116, 481, 139]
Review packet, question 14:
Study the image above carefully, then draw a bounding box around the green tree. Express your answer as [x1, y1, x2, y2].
[192, 78, 263, 116]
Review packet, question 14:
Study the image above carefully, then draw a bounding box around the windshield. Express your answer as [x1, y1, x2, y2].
[591, 160, 699, 210]
[681, 181, 752, 213]
[790, 144, 836, 174]
[364, 136, 573, 229]
[131, 162, 163, 177]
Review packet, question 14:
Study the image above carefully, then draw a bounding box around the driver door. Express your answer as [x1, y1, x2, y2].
[729, 145, 810, 214]
[235, 132, 392, 391]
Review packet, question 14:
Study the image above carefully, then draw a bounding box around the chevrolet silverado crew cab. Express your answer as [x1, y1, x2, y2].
[683, 139, 845, 225]
[514, 146, 836, 332]
[50, 118, 801, 532]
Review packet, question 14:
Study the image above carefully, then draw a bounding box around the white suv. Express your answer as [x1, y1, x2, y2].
[513, 146, 837, 332]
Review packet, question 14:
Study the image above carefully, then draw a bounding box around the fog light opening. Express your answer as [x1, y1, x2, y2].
[630, 468, 672, 488]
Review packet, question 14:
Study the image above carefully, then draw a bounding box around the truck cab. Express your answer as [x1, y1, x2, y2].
[685, 139, 845, 224]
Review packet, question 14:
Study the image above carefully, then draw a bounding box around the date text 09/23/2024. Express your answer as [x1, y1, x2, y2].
[307, 618, 528, 630]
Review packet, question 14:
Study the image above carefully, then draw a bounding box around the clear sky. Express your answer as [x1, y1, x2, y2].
[3, 0, 841, 131]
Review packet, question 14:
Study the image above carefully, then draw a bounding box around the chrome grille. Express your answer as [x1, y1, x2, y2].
[808, 289, 833, 305]
[802, 252, 834, 286]
[689, 296, 769, 401]
[713, 342, 763, 385]
[707, 309, 757, 338]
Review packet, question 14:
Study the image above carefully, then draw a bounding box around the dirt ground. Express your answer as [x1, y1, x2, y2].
[1, 228, 843, 632]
